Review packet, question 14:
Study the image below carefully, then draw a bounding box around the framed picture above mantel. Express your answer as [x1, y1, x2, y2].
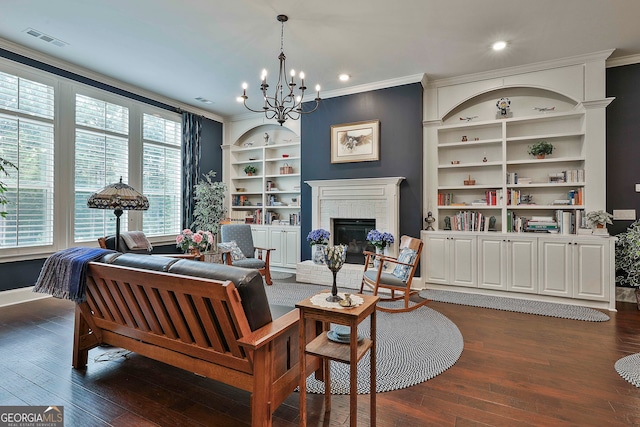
[330, 120, 380, 163]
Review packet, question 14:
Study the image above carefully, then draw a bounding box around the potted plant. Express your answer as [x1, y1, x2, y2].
[585, 210, 613, 229]
[176, 229, 214, 256]
[615, 219, 640, 308]
[527, 141, 554, 159]
[244, 165, 257, 176]
[307, 228, 330, 265]
[191, 170, 227, 249]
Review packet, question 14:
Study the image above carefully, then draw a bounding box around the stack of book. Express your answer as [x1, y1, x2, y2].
[526, 216, 559, 232]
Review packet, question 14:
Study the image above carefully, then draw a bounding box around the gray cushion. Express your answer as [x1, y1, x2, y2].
[232, 258, 266, 269]
[364, 269, 407, 288]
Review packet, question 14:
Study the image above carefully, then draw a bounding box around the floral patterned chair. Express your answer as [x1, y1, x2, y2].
[219, 224, 274, 285]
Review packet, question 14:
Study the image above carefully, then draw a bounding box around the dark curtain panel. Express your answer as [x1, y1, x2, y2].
[182, 112, 201, 229]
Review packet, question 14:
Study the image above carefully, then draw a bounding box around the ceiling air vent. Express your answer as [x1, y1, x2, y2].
[23, 28, 68, 48]
[195, 97, 213, 104]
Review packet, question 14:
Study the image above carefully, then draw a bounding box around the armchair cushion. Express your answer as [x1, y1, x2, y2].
[363, 270, 407, 288]
[218, 241, 246, 261]
[392, 248, 418, 281]
[233, 258, 266, 269]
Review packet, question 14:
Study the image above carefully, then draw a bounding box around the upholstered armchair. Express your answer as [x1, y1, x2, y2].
[219, 224, 274, 285]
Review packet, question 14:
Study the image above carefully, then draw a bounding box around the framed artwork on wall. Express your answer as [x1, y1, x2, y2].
[330, 120, 380, 163]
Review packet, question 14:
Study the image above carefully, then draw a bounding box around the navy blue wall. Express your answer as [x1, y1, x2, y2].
[200, 118, 224, 180]
[606, 63, 640, 236]
[300, 82, 423, 260]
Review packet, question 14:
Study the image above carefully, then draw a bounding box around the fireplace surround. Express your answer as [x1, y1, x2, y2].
[297, 177, 404, 288]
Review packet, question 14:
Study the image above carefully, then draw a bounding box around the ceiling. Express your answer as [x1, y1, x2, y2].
[1, 0, 639, 120]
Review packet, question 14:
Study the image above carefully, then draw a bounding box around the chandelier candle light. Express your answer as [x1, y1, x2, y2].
[239, 15, 321, 125]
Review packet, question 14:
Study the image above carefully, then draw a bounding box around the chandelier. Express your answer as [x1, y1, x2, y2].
[239, 14, 321, 125]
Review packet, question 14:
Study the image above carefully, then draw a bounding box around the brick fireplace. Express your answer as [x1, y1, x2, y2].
[296, 177, 404, 289]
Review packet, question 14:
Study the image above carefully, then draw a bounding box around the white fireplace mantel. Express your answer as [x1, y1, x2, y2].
[306, 177, 405, 255]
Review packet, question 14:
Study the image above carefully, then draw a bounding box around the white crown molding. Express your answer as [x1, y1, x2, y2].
[426, 50, 615, 89]
[607, 54, 640, 68]
[0, 37, 226, 122]
[318, 73, 425, 101]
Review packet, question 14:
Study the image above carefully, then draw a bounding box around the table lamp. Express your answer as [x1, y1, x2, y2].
[87, 177, 149, 252]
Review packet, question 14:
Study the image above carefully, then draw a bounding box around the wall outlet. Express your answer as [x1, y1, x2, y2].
[613, 209, 636, 220]
[636, 184, 640, 192]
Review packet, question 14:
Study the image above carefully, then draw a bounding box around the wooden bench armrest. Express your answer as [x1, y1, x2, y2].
[238, 308, 299, 351]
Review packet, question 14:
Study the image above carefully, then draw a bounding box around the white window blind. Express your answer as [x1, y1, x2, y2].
[0, 71, 54, 248]
[142, 113, 181, 236]
[74, 94, 129, 242]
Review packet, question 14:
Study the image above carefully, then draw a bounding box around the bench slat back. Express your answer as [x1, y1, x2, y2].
[85, 262, 254, 373]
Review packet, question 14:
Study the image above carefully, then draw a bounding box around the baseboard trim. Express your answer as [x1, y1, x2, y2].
[0, 286, 50, 308]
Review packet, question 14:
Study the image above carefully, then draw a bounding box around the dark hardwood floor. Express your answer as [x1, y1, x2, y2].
[2, 293, 640, 426]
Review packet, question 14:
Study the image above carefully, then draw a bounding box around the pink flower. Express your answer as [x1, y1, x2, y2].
[192, 233, 203, 244]
[176, 235, 184, 244]
[206, 232, 214, 244]
[182, 229, 193, 236]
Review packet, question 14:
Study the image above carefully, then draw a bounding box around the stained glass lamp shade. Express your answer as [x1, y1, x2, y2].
[87, 177, 149, 252]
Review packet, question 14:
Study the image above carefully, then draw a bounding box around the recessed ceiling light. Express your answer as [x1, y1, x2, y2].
[492, 41, 507, 51]
[338, 74, 350, 82]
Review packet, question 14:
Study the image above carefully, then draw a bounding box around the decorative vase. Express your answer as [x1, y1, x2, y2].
[596, 223, 605, 229]
[536, 154, 546, 159]
[325, 245, 347, 302]
[373, 247, 386, 269]
[312, 244, 327, 265]
[189, 247, 201, 259]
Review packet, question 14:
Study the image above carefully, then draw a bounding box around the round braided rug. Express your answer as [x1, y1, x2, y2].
[615, 353, 640, 388]
[265, 282, 463, 394]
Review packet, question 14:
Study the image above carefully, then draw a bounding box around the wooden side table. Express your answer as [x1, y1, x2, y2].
[296, 292, 379, 427]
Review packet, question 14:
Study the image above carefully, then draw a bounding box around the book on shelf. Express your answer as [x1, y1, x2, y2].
[517, 178, 533, 184]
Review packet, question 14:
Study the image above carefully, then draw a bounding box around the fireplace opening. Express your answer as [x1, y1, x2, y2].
[332, 218, 375, 265]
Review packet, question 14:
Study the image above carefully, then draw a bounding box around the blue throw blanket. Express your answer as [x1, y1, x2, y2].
[33, 247, 115, 303]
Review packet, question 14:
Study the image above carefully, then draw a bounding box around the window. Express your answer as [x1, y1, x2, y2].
[0, 72, 54, 248]
[142, 113, 181, 236]
[74, 94, 129, 242]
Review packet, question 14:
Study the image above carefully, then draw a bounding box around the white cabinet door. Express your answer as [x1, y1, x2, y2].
[423, 233, 450, 285]
[283, 228, 300, 268]
[507, 237, 537, 294]
[251, 226, 268, 249]
[424, 233, 476, 288]
[268, 227, 285, 267]
[479, 236, 537, 293]
[573, 239, 609, 301]
[450, 235, 477, 288]
[538, 238, 572, 298]
[539, 237, 610, 301]
[478, 236, 506, 290]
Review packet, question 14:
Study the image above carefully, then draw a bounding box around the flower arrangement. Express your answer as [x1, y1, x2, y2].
[527, 141, 554, 157]
[307, 228, 330, 246]
[585, 210, 613, 229]
[366, 229, 394, 250]
[616, 220, 640, 289]
[176, 229, 214, 252]
[243, 165, 257, 175]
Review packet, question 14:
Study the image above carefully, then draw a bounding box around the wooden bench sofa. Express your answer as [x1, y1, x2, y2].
[72, 253, 320, 427]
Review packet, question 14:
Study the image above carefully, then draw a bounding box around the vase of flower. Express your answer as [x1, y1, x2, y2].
[312, 244, 327, 265]
[366, 229, 394, 269]
[307, 228, 330, 264]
